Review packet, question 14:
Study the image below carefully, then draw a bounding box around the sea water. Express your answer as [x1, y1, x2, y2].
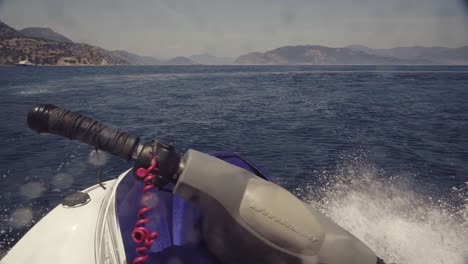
[0, 65, 467, 263]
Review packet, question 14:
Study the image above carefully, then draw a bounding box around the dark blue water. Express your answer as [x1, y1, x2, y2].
[1, 65, 467, 263]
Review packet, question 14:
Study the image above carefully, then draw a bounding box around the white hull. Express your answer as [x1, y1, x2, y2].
[2, 170, 129, 264]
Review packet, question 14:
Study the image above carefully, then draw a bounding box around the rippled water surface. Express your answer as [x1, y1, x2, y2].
[0, 65, 467, 263]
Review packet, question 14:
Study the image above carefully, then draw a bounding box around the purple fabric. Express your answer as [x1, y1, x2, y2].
[115, 153, 271, 263]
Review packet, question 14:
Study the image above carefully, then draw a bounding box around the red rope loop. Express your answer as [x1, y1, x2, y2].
[132, 156, 160, 264]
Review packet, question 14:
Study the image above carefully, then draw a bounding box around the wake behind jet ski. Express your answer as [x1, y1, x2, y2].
[2, 104, 388, 264]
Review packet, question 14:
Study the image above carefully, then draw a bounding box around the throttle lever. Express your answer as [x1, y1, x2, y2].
[133, 141, 181, 188]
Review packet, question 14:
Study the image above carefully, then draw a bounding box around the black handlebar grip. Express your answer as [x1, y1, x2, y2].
[27, 104, 140, 160]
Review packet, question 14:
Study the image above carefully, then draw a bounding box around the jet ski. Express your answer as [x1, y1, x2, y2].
[1, 104, 387, 264]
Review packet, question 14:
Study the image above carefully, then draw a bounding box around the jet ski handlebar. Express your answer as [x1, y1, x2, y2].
[27, 104, 140, 160]
[27, 104, 181, 187]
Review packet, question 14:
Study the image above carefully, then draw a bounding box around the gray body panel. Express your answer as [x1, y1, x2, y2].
[174, 150, 377, 264]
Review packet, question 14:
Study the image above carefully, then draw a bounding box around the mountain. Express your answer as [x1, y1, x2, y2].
[0, 38, 129, 65]
[346, 45, 449, 60]
[0, 21, 23, 39]
[431, 46, 468, 64]
[345, 45, 374, 54]
[0, 21, 128, 65]
[235, 45, 414, 65]
[346, 45, 468, 64]
[112, 50, 162, 65]
[189, 54, 233, 65]
[376, 46, 450, 60]
[19, 27, 74, 43]
[164, 56, 199, 65]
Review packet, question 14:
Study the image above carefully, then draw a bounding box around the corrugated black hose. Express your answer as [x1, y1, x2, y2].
[27, 104, 140, 160]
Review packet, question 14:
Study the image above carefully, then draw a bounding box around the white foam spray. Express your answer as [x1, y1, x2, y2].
[299, 159, 468, 264]
[19, 182, 46, 200]
[88, 149, 108, 167]
[10, 208, 34, 229]
[51, 173, 74, 190]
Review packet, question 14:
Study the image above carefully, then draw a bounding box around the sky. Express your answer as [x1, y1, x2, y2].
[1, 0, 467, 58]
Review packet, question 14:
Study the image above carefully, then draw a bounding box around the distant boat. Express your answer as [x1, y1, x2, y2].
[15, 60, 35, 67]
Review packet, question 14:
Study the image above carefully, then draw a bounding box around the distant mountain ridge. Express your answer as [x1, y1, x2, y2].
[164, 56, 199, 65]
[0, 21, 202, 66]
[438, 46, 468, 64]
[235, 45, 468, 65]
[2, 20, 467, 66]
[346, 45, 450, 59]
[235, 45, 416, 65]
[346, 45, 468, 64]
[19, 27, 74, 43]
[0, 21, 128, 65]
[111, 50, 162, 65]
[0, 21, 23, 39]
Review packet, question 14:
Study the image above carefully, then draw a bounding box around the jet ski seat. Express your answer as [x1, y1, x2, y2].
[115, 153, 270, 263]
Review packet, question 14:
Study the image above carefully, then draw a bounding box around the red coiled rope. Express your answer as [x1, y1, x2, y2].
[132, 156, 160, 264]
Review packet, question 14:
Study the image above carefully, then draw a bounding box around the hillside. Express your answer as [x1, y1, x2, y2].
[235, 45, 413, 65]
[346, 45, 468, 64]
[0, 38, 129, 65]
[432, 46, 468, 64]
[164, 56, 199, 65]
[0, 21, 128, 65]
[3, 19, 466, 66]
[346, 45, 448, 60]
[112, 50, 162, 65]
[19, 27, 74, 43]
[0, 21, 23, 39]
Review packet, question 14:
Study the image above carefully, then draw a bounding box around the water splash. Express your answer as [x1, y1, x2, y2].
[88, 149, 108, 167]
[300, 160, 468, 264]
[19, 182, 46, 200]
[10, 208, 33, 230]
[18, 88, 51, 95]
[51, 173, 74, 190]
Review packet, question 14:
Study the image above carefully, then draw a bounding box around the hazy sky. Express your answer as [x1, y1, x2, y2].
[1, 0, 467, 58]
